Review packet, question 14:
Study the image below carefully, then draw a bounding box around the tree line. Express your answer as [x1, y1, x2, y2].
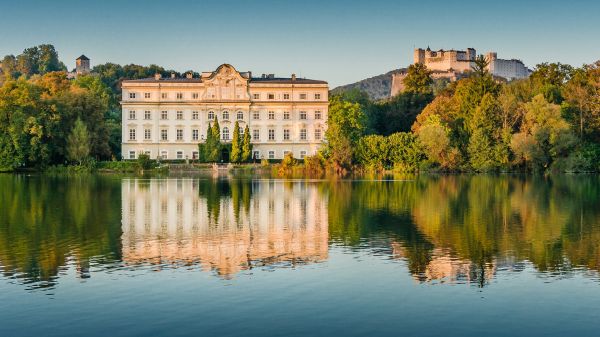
[326, 58, 600, 173]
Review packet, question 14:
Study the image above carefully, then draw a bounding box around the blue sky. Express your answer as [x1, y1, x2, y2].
[1, 0, 599, 87]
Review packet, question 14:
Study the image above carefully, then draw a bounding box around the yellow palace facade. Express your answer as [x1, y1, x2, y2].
[121, 64, 329, 161]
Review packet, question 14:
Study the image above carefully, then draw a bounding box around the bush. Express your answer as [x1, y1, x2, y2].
[136, 153, 154, 170]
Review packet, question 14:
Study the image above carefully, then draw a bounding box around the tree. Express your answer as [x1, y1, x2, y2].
[231, 121, 241, 163]
[468, 94, 503, 171]
[203, 117, 221, 162]
[67, 119, 90, 165]
[403, 63, 433, 95]
[242, 125, 252, 162]
[325, 95, 367, 172]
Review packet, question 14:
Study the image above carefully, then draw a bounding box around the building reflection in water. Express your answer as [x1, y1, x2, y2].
[121, 179, 328, 278]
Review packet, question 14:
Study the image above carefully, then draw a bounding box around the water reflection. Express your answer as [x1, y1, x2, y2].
[121, 179, 328, 278]
[1, 175, 600, 289]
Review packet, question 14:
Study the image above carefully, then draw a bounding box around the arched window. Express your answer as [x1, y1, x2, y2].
[222, 111, 229, 120]
[222, 127, 229, 140]
[208, 111, 215, 120]
[237, 111, 244, 120]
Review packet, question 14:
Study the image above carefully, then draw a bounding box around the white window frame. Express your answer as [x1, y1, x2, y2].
[129, 128, 136, 141]
[300, 128, 307, 140]
[176, 111, 183, 120]
[176, 129, 183, 141]
[268, 129, 275, 141]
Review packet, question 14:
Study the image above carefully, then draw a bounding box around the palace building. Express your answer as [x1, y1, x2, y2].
[121, 64, 329, 161]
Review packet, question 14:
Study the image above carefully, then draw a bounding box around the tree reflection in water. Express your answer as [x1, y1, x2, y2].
[1, 174, 600, 289]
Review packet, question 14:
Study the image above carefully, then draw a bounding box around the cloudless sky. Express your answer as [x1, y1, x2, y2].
[1, 0, 599, 87]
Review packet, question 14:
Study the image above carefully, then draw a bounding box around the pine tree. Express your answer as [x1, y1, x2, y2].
[209, 117, 221, 162]
[67, 118, 90, 165]
[242, 125, 252, 162]
[231, 121, 241, 163]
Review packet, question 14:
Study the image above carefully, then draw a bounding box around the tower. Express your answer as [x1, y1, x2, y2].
[75, 55, 90, 75]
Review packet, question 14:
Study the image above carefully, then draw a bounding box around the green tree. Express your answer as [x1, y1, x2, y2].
[67, 119, 90, 165]
[231, 121, 241, 163]
[403, 63, 433, 95]
[242, 124, 252, 162]
[467, 94, 503, 171]
[325, 95, 367, 173]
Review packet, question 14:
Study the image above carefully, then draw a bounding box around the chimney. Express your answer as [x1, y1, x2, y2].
[171, 73, 176, 79]
[186, 72, 193, 79]
[154, 73, 161, 80]
[291, 73, 296, 81]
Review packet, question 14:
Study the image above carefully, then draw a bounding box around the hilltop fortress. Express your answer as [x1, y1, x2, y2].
[391, 47, 531, 96]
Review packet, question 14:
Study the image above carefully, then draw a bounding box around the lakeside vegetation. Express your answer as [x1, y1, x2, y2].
[1, 44, 599, 174]
[327, 58, 600, 174]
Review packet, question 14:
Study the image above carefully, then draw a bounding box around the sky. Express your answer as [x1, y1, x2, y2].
[1, 0, 599, 87]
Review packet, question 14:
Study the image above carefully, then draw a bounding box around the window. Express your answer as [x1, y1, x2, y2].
[253, 151, 260, 159]
[192, 151, 199, 159]
[192, 93, 199, 99]
[315, 129, 322, 140]
[176, 129, 183, 141]
[144, 129, 151, 140]
[252, 111, 260, 120]
[144, 111, 151, 120]
[129, 92, 136, 99]
[222, 127, 229, 140]
[300, 128, 307, 140]
[253, 129, 260, 141]
[283, 150, 291, 157]
[161, 129, 168, 141]
[192, 129, 199, 141]
[252, 93, 260, 100]
[144, 151, 151, 156]
[161, 93, 167, 99]
[268, 111, 275, 120]
[283, 93, 290, 100]
[129, 110, 136, 120]
[237, 111, 244, 120]
[268, 151, 275, 159]
[299, 111, 307, 120]
[161, 111, 168, 120]
[315, 110, 322, 120]
[129, 128, 136, 141]
[208, 111, 215, 120]
[129, 151, 136, 159]
[267, 93, 275, 100]
[315, 93, 321, 100]
[300, 151, 307, 159]
[176, 111, 183, 120]
[299, 93, 307, 100]
[160, 150, 168, 159]
[222, 111, 229, 120]
[283, 129, 290, 140]
[283, 111, 290, 120]
[176, 93, 183, 99]
[177, 151, 184, 159]
[268, 129, 275, 141]
[144, 92, 151, 99]
[192, 111, 198, 120]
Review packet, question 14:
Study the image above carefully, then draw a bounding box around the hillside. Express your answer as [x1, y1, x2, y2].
[331, 68, 405, 100]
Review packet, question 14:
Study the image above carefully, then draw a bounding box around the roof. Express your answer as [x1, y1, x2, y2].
[250, 77, 327, 84]
[122, 77, 327, 84]
[123, 78, 204, 83]
[76, 55, 89, 61]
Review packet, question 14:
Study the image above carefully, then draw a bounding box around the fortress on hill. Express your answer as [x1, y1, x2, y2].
[391, 47, 531, 96]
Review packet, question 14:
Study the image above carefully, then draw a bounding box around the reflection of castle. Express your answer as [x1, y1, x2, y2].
[392, 243, 496, 285]
[121, 179, 328, 277]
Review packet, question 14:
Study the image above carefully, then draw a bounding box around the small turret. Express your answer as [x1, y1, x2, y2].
[75, 55, 90, 75]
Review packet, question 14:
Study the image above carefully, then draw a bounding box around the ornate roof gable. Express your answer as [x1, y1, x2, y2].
[202, 64, 249, 101]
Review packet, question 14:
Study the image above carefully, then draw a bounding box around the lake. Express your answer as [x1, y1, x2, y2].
[1, 174, 600, 337]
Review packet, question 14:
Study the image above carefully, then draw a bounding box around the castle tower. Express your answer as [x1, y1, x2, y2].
[466, 48, 476, 61]
[414, 48, 425, 64]
[75, 55, 90, 75]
